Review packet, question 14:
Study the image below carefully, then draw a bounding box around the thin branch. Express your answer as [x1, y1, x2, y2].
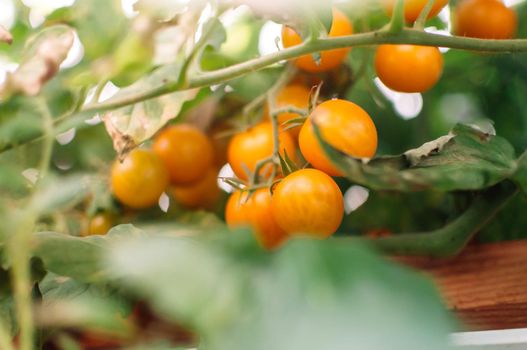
[414, 0, 436, 30]
[82, 29, 527, 114]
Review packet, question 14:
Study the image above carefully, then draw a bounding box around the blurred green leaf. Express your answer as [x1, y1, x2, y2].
[33, 225, 145, 282]
[101, 62, 198, 155]
[30, 175, 91, 216]
[315, 123, 517, 191]
[513, 151, 527, 194]
[105, 230, 454, 350]
[0, 25, 74, 99]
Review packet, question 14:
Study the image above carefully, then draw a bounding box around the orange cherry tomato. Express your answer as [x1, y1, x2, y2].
[383, 0, 448, 23]
[227, 122, 296, 181]
[299, 99, 377, 177]
[225, 189, 288, 250]
[111, 149, 169, 209]
[375, 44, 443, 93]
[454, 0, 517, 39]
[84, 213, 113, 236]
[171, 167, 221, 210]
[272, 168, 343, 238]
[281, 7, 353, 73]
[264, 84, 311, 139]
[152, 124, 214, 185]
[225, 190, 250, 227]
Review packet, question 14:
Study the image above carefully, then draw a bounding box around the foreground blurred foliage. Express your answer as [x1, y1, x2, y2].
[28, 226, 455, 349]
[1, 0, 527, 348]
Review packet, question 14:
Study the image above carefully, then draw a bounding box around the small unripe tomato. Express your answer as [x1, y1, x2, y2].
[111, 149, 169, 209]
[153, 124, 214, 185]
[265, 84, 311, 138]
[84, 213, 114, 236]
[272, 169, 343, 238]
[454, 0, 517, 39]
[299, 99, 377, 177]
[171, 167, 221, 210]
[225, 189, 288, 250]
[227, 122, 296, 181]
[383, 0, 448, 23]
[281, 7, 353, 73]
[375, 44, 443, 93]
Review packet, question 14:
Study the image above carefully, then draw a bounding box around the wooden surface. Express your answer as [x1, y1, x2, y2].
[399, 240, 527, 331]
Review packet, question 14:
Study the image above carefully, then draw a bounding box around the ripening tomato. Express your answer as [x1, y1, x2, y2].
[265, 84, 311, 138]
[454, 0, 517, 39]
[281, 7, 353, 73]
[153, 124, 214, 185]
[375, 44, 443, 93]
[272, 169, 343, 238]
[84, 213, 113, 236]
[225, 189, 288, 250]
[299, 99, 377, 177]
[383, 0, 448, 23]
[225, 190, 250, 227]
[171, 167, 221, 210]
[227, 122, 296, 181]
[111, 149, 169, 209]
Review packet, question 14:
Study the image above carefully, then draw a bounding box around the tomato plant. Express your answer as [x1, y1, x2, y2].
[454, 0, 517, 39]
[272, 168, 344, 238]
[375, 44, 444, 93]
[1, 1, 527, 349]
[299, 99, 378, 176]
[153, 124, 214, 185]
[281, 7, 353, 72]
[227, 122, 296, 180]
[111, 148, 169, 209]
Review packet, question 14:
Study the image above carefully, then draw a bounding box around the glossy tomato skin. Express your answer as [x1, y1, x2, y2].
[272, 169, 343, 238]
[383, 0, 448, 22]
[111, 149, 169, 209]
[227, 122, 296, 181]
[265, 84, 311, 139]
[375, 44, 443, 93]
[455, 0, 517, 39]
[281, 8, 353, 73]
[225, 189, 287, 250]
[153, 124, 214, 185]
[85, 213, 113, 236]
[171, 167, 221, 210]
[299, 99, 377, 177]
[225, 190, 250, 227]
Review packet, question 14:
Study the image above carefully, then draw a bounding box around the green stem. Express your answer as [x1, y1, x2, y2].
[363, 182, 518, 257]
[0, 317, 14, 350]
[388, 0, 405, 33]
[6, 29, 527, 154]
[82, 29, 527, 114]
[413, 0, 435, 30]
[8, 99, 55, 350]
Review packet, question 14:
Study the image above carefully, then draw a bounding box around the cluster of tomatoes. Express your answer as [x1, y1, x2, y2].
[95, 0, 517, 247]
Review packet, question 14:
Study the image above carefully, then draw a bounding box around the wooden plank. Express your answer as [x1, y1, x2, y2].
[399, 240, 527, 330]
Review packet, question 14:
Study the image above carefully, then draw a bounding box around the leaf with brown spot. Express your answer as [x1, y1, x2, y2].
[0, 25, 12, 45]
[0, 26, 74, 100]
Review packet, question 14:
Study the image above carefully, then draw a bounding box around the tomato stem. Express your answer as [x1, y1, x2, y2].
[8, 30, 527, 153]
[414, 0, 436, 30]
[363, 182, 518, 257]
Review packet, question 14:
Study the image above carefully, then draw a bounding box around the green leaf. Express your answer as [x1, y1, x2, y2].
[101, 63, 199, 156]
[104, 231, 454, 350]
[0, 25, 74, 100]
[314, 123, 517, 191]
[30, 175, 92, 216]
[33, 225, 145, 282]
